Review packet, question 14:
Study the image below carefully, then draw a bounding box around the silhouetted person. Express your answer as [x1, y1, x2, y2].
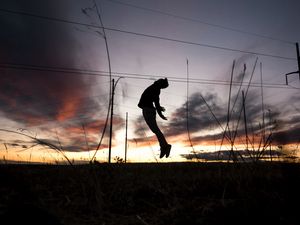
[138, 78, 171, 158]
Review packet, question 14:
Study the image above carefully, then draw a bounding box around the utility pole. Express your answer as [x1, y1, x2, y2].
[285, 42, 300, 85]
[242, 91, 248, 151]
[108, 77, 124, 163]
[125, 112, 128, 163]
[108, 79, 115, 163]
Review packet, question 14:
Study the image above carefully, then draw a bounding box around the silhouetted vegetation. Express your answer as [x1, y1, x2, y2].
[1, 162, 299, 225]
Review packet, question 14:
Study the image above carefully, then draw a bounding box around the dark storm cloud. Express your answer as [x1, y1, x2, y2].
[181, 149, 284, 161]
[167, 89, 267, 139]
[0, 71, 101, 125]
[166, 92, 226, 137]
[273, 126, 300, 145]
[0, 0, 118, 153]
[0, 0, 103, 125]
[272, 104, 300, 146]
[283, 114, 300, 128]
[234, 89, 274, 123]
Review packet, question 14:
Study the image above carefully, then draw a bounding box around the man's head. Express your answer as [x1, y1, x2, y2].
[154, 78, 169, 89]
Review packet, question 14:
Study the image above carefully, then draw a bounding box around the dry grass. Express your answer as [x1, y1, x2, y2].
[0, 162, 299, 225]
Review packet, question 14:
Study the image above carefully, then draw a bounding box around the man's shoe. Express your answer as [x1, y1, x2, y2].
[160, 148, 166, 158]
[165, 144, 172, 158]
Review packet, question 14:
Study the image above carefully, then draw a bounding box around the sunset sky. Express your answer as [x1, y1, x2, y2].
[0, 0, 300, 163]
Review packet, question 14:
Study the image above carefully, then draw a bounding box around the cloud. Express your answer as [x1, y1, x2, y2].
[132, 91, 227, 147]
[0, 1, 103, 125]
[167, 88, 269, 139]
[59, 116, 124, 152]
[273, 126, 300, 145]
[166, 91, 226, 136]
[181, 149, 284, 161]
[0, 71, 102, 125]
[132, 86, 291, 149]
[0, 1, 123, 152]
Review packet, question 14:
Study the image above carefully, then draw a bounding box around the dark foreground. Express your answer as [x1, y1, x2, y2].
[0, 162, 299, 225]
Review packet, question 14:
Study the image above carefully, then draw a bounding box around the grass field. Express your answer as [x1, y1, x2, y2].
[1, 162, 299, 225]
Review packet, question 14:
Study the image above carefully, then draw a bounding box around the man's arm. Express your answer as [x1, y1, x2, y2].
[154, 97, 167, 120]
[157, 108, 167, 120]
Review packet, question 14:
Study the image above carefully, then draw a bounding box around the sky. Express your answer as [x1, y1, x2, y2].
[0, 0, 300, 163]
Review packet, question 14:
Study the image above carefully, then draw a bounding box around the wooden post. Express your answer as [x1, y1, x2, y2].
[108, 79, 115, 163]
[125, 112, 128, 163]
[260, 62, 265, 144]
[242, 91, 248, 151]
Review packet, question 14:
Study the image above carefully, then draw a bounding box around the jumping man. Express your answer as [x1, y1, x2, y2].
[138, 78, 172, 158]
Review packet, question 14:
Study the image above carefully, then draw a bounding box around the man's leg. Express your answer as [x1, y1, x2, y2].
[142, 108, 168, 148]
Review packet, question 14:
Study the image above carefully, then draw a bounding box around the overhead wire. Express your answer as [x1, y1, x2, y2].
[104, 0, 295, 45]
[1, 63, 298, 90]
[0, 8, 296, 61]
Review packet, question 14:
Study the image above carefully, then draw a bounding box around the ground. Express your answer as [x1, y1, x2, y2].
[0, 162, 299, 225]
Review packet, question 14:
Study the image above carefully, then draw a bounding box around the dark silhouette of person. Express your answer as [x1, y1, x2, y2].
[138, 78, 172, 158]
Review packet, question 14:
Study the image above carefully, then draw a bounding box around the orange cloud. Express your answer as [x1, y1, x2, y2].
[56, 97, 80, 122]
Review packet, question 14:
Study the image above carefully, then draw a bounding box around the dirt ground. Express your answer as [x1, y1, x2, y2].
[0, 162, 299, 225]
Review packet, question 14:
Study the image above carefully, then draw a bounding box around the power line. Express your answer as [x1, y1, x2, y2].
[1, 62, 298, 90]
[0, 7, 296, 61]
[104, 27, 296, 61]
[105, 0, 294, 45]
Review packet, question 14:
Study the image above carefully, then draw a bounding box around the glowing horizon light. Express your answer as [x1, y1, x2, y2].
[2, 137, 297, 164]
